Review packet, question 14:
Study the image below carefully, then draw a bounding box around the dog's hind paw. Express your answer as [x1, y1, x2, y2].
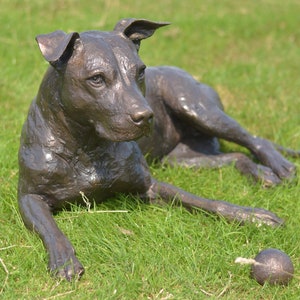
[252, 138, 296, 180]
[255, 165, 282, 188]
[235, 157, 282, 187]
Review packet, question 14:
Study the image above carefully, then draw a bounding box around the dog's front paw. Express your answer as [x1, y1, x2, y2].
[48, 245, 84, 281]
[50, 257, 84, 281]
[235, 207, 284, 228]
[214, 201, 284, 228]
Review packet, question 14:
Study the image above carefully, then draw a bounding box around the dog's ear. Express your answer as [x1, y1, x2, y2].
[114, 18, 170, 50]
[36, 30, 81, 69]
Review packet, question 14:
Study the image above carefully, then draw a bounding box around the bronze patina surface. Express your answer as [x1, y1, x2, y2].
[18, 19, 298, 280]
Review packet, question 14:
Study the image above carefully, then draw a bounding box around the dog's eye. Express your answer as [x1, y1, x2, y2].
[88, 74, 105, 87]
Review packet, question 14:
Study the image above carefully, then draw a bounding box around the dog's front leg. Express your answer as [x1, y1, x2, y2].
[147, 179, 284, 227]
[18, 194, 84, 280]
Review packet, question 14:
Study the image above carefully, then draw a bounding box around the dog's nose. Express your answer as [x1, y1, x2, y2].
[130, 109, 153, 127]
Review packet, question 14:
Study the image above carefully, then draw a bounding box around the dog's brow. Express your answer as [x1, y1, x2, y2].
[85, 56, 116, 79]
[120, 57, 145, 75]
[81, 37, 118, 75]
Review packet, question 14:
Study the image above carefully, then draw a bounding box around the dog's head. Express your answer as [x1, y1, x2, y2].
[36, 19, 169, 141]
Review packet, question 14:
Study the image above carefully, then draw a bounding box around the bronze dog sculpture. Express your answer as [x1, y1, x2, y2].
[18, 19, 298, 280]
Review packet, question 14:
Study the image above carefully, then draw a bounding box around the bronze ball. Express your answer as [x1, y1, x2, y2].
[251, 248, 294, 285]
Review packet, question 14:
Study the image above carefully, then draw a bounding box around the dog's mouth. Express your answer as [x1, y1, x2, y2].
[123, 118, 153, 141]
[137, 117, 153, 137]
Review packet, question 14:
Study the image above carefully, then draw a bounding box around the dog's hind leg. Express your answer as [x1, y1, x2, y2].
[147, 179, 284, 227]
[180, 102, 295, 182]
[164, 138, 282, 187]
[157, 67, 296, 182]
[18, 194, 84, 280]
[199, 114, 296, 182]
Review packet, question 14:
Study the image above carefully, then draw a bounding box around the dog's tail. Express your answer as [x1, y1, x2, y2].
[274, 144, 300, 158]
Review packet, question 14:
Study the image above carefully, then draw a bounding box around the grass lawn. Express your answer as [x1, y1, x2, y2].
[0, 0, 299, 299]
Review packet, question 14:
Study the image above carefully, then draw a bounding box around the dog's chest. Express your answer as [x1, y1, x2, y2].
[48, 141, 151, 202]
[75, 142, 142, 186]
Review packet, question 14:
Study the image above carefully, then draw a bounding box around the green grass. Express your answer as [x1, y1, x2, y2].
[0, 0, 300, 298]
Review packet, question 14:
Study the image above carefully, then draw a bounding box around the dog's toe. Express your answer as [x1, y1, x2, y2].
[49, 257, 85, 281]
[256, 165, 282, 188]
